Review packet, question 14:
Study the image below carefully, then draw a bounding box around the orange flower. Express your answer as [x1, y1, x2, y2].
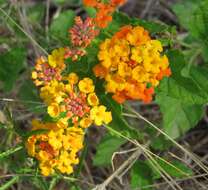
[112, 92, 126, 104]
[94, 10, 113, 28]
[93, 64, 108, 78]
[156, 68, 172, 80]
[83, 0, 98, 7]
[113, 25, 132, 40]
[111, 0, 126, 6]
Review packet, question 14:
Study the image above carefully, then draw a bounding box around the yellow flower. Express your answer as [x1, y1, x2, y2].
[132, 66, 149, 83]
[118, 62, 132, 77]
[90, 105, 112, 126]
[56, 151, 74, 174]
[47, 103, 60, 118]
[67, 72, 79, 84]
[131, 47, 142, 63]
[78, 78, 95, 93]
[80, 117, 93, 128]
[87, 93, 99, 106]
[39, 162, 54, 176]
[31, 71, 37, 79]
[37, 150, 51, 162]
[48, 129, 63, 150]
[25, 136, 36, 156]
[63, 127, 84, 150]
[57, 118, 68, 129]
[48, 48, 65, 68]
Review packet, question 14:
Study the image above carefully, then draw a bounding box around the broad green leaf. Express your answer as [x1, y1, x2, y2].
[156, 94, 203, 139]
[156, 50, 205, 138]
[151, 134, 173, 151]
[172, 0, 199, 30]
[191, 0, 208, 45]
[158, 77, 206, 105]
[50, 10, 75, 41]
[173, 0, 208, 45]
[130, 160, 153, 190]
[0, 48, 26, 92]
[0, 176, 19, 190]
[149, 159, 193, 179]
[157, 50, 208, 105]
[93, 133, 126, 166]
[189, 65, 208, 94]
[18, 80, 45, 113]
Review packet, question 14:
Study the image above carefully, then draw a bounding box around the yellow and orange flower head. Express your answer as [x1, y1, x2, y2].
[38, 72, 112, 128]
[26, 120, 85, 176]
[32, 48, 66, 87]
[93, 25, 171, 104]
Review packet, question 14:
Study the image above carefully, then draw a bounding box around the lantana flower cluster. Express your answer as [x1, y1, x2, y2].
[26, 120, 84, 176]
[27, 0, 171, 177]
[93, 25, 171, 103]
[29, 47, 112, 176]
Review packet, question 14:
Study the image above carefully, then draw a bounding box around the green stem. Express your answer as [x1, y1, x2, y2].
[0, 145, 23, 159]
[0, 176, 19, 190]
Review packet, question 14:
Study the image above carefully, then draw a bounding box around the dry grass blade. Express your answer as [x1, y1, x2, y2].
[0, 7, 48, 55]
[103, 126, 189, 190]
[124, 104, 208, 175]
[93, 149, 143, 190]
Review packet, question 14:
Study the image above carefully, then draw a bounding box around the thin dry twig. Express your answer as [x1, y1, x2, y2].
[93, 149, 143, 190]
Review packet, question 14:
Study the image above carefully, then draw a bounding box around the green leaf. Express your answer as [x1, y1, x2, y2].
[156, 50, 205, 139]
[50, 10, 75, 41]
[149, 159, 193, 179]
[130, 160, 153, 190]
[0, 48, 26, 92]
[157, 50, 208, 105]
[0, 176, 19, 190]
[172, 0, 208, 45]
[189, 63, 208, 95]
[191, 0, 208, 45]
[172, 0, 199, 30]
[93, 133, 126, 166]
[156, 94, 203, 139]
[151, 134, 173, 151]
[18, 80, 45, 113]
